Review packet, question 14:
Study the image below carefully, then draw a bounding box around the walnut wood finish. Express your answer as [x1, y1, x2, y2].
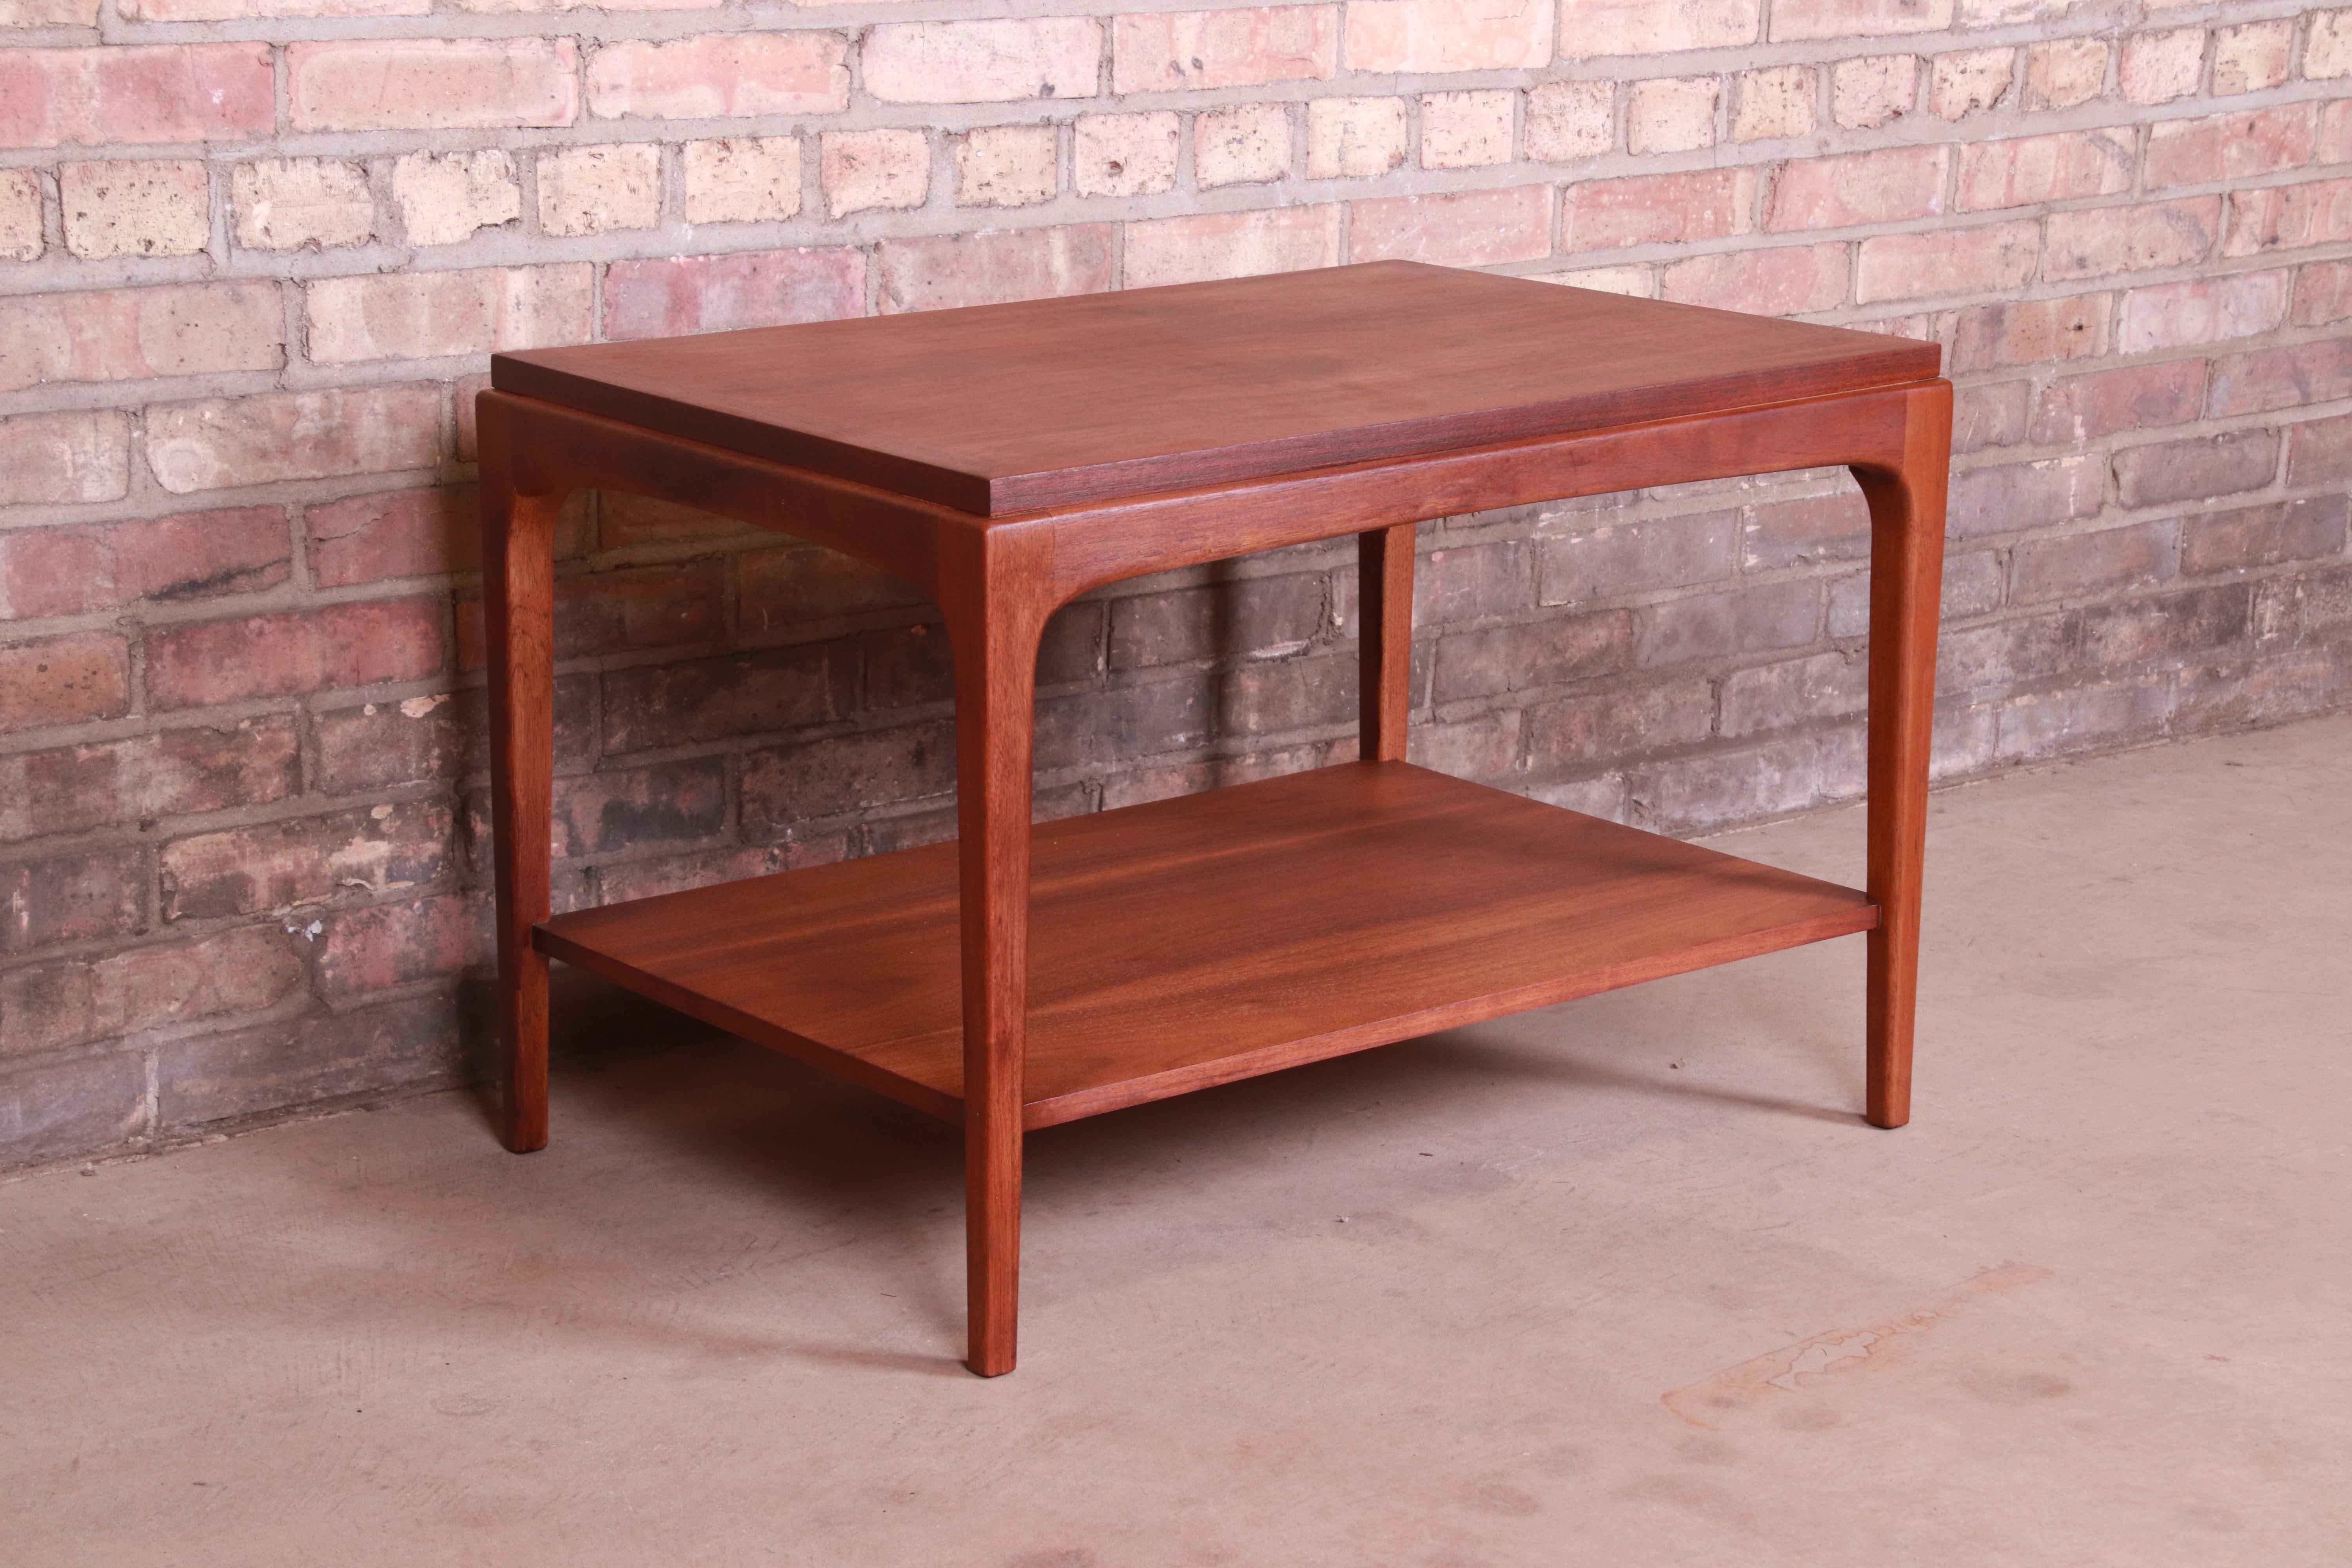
[479, 265, 1952, 1376]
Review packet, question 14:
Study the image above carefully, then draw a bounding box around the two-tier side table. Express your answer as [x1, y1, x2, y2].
[479, 260, 1951, 1377]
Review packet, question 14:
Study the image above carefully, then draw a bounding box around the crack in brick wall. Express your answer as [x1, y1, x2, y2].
[3, 0, 2349, 1170]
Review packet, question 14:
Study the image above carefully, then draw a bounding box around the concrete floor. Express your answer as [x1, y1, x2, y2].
[4, 715, 2348, 1567]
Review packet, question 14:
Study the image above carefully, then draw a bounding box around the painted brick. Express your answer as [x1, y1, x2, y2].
[307, 265, 592, 365]
[0, 410, 130, 507]
[1307, 98, 1408, 178]
[957, 125, 1057, 208]
[0, 718, 296, 846]
[60, 160, 208, 260]
[821, 129, 928, 218]
[2021, 37, 2109, 113]
[317, 893, 487, 1001]
[1948, 455, 2102, 539]
[2292, 260, 2352, 327]
[1344, 0, 1552, 73]
[1660, 243, 1847, 314]
[0, 505, 287, 618]
[1124, 205, 1341, 287]
[1954, 131, 2132, 212]
[1732, 67, 1816, 143]
[586, 33, 848, 120]
[1773, 0, 1948, 43]
[867, 18, 1101, 105]
[684, 138, 802, 225]
[879, 227, 1114, 314]
[146, 595, 441, 710]
[2212, 20, 2293, 95]
[0, 283, 282, 394]
[1769, 145, 1946, 232]
[1350, 185, 1550, 267]
[0, 45, 273, 149]
[1832, 54, 1918, 130]
[1558, 0, 1755, 56]
[2113, 431, 2279, 510]
[2119, 27, 2204, 105]
[1627, 78, 1718, 155]
[2181, 498, 2348, 577]
[1930, 48, 2013, 119]
[1196, 104, 1292, 188]
[0, 171, 38, 262]
[392, 151, 520, 246]
[603, 248, 865, 341]
[1525, 679, 1714, 770]
[1948, 294, 2110, 370]
[2031, 359, 2205, 445]
[2224, 178, 2352, 258]
[289, 39, 578, 132]
[2045, 198, 2220, 281]
[1719, 650, 1867, 738]
[1112, 6, 1336, 93]
[147, 386, 441, 494]
[2147, 107, 2318, 191]
[2207, 339, 2352, 419]
[1563, 170, 1755, 252]
[538, 143, 661, 237]
[1075, 113, 1180, 196]
[2118, 270, 2289, 354]
[232, 160, 372, 252]
[160, 801, 450, 920]
[1430, 613, 1633, 704]
[0, 632, 130, 733]
[1422, 91, 1514, 170]
[1855, 221, 2038, 303]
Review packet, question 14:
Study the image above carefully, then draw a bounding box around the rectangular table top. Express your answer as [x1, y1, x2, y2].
[492, 260, 1939, 517]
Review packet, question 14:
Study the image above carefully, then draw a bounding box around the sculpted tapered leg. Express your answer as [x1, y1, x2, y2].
[1357, 523, 1416, 762]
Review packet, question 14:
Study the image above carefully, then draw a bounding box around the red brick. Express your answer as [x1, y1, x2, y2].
[865, 18, 1101, 105]
[1415, 539, 1531, 624]
[603, 249, 866, 342]
[0, 1053, 147, 1168]
[1948, 294, 2110, 370]
[147, 596, 443, 710]
[0, 506, 287, 620]
[2181, 497, 2348, 576]
[1636, 579, 1818, 666]
[1856, 222, 2038, 303]
[738, 546, 923, 647]
[601, 644, 848, 753]
[1195, 103, 1292, 188]
[1106, 575, 1325, 671]
[878, 227, 1115, 314]
[305, 265, 592, 365]
[160, 800, 450, 920]
[2113, 431, 2279, 510]
[2011, 521, 2175, 604]
[289, 39, 578, 132]
[0, 283, 282, 395]
[2118, 270, 2289, 353]
[1720, 650, 1867, 738]
[1112, 6, 1339, 93]
[0, 845, 147, 955]
[1349, 185, 1550, 267]
[2222, 178, 2352, 258]
[1768, 146, 1947, 232]
[1429, 613, 1632, 703]
[2206, 339, 2352, 419]
[0, 632, 129, 734]
[317, 893, 487, 1001]
[145, 386, 442, 495]
[2292, 260, 2352, 327]
[1772, 0, 1949, 42]
[1948, 456, 2102, 540]
[2045, 198, 2221, 281]
[2120, 26, 2205, 105]
[2146, 105, 2318, 190]
[586, 33, 848, 120]
[2030, 359, 2205, 445]
[1993, 677, 2178, 766]
[157, 992, 466, 1135]
[1405, 710, 1519, 780]
[593, 838, 849, 905]
[1629, 76, 1720, 156]
[1659, 244, 1848, 316]
[1525, 678, 1713, 770]
[1123, 206, 1341, 287]
[1539, 510, 1740, 601]
[1562, 170, 1757, 252]
[1344, 0, 1552, 72]
[1955, 379, 2030, 454]
[0, 45, 273, 150]
[1954, 131, 2132, 212]
[311, 678, 594, 795]
[2079, 583, 2251, 669]
[0, 960, 94, 1059]
[2325, 101, 2352, 164]
[1740, 492, 1871, 569]
[596, 494, 763, 550]
[1559, 0, 1755, 55]
[2287, 414, 2352, 486]
[742, 720, 955, 824]
[457, 561, 726, 670]
[0, 410, 131, 507]
[0, 718, 299, 845]
[93, 927, 304, 1040]
[1936, 612, 2078, 697]
[1212, 652, 1356, 737]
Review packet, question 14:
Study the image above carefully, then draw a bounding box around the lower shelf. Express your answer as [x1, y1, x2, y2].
[537, 761, 1875, 1129]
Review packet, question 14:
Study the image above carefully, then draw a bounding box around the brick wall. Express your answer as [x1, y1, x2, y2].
[3, 0, 2348, 1171]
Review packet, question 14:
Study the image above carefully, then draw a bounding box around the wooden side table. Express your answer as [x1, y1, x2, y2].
[480, 261, 1950, 1377]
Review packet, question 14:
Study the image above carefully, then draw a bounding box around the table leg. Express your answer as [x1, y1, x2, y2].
[1357, 523, 1416, 762]
[944, 536, 1048, 1376]
[479, 399, 565, 1154]
[1854, 380, 1953, 1131]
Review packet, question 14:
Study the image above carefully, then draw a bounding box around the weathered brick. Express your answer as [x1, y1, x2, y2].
[737, 546, 922, 646]
[2078, 583, 2250, 667]
[595, 492, 758, 550]
[1544, 265, 1653, 298]
[2207, 339, 2352, 419]
[1112, 6, 1337, 93]
[1831, 54, 1918, 130]
[391, 150, 519, 246]
[1948, 293, 2110, 370]
[594, 838, 849, 906]
[587, 33, 848, 120]
[231, 159, 372, 252]
[2112, 430, 2279, 510]
[820, 128, 928, 218]
[158, 993, 467, 1135]
[161, 800, 449, 920]
[1948, 455, 2102, 539]
[2045, 198, 2220, 281]
[0, 632, 129, 733]
[1344, 0, 1551, 72]
[2254, 563, 2352, 640]
[2181, 497, 2348, 577]
[1720, 650, 1866, 738]
[1856, 221, 2038, 303]
[1036, 671, 1210, 769]
[1627, 77, 1719, 155]
[306, 265, 591, 365]
[2322, 102, 2352, 165]
[1196, 104, 1293, 188]
[2147, 107, 2316, 192]
[1416, 540, 1529, 624]
[0, 961, 93, 1059]
[1526, 679, 1713, 771]
[1538, 510, 1739, 603]
[94, 925, 303, 1038]
[1124, 206, 1341, 287]
[1212, 652, 1354, 737]
[1075, 113, 1180, 196]
[312, 679, 593, 795]
[2212, 19, 2293, 95]
[1770, 146, 1945, 232]
[1773, 0, 1948, 42]
[1936, 611, 2077, 695]
[0, 505, 287, 619]
[1629, 729, 1866, 833]
[1829, 549, 2003, 638]
[2021, 37, 2109, 113]
[2292, 260, 2352, 327]
[601, 644, 846, 753]
[1421, 91, 1513, 170]
[603, 247, 866, 341]
[2031, 359, 2205, 445]
[2176, 644, 2352, 733]
[1350, 186, 1550, 267]
[537, 758, 729, 860]
[1955, 379, 2030, 454]
[867, 18, 1100, 105]
[1558, 0, 1755, 55]
[0, 717, 296, 844]
[0, 171, 39, 262]
[60, 160, 208, 260]
[0, 846, 145, 955]
[1406, 710, 1520, 779]
[0, 0, 97, 25]
[308, 485, 587, 588]
[538, 143, 660, 237]
[742, 720, 954, 825]
[956, 125, 1057, 208]
[1740, 491, 1869, 570]
[458, 561, 725, 670]
[1430, 612, 1633, 703]
[2119, 27, 2204, 105]
[1993, 677, 2176, 764]
[0, 45, 273, 149]
[315, 893, 485, 1002]
[1563, 170, 1756, 252]
[2283, 413, 2350, 486]
[684, 138, 801, 225]
[1107, 573, 1325, 670]
[147, 386, 440, 494]
[1731, 66, 1815, 143]
[148, 596, 442, 710]
[879, 227, 1113, 315]
[2118, 270, 2288, 354]
[122, 0, 420, 18]
[1099, 742, 1320, 811]
[1954, 131, 2132, 212]
[2307, 9, 2352, 79]
[1637, 579, 1818, 666]
[289, 39, 577, 132]
[2223, 178, 2352, 258]
[0, 1053, 146, 1170]
[1307, 98, 1408, 178]
[1659, 244, 1846, 316]
[2011, 521, 2175, 604]
[1930, 48, 2013, 120]
[1, 282, 283, 397]
[1523, 81, 1612, 163]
